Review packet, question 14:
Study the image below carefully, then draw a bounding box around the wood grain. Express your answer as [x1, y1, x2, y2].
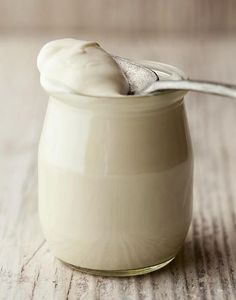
[0, 33, 236, 299]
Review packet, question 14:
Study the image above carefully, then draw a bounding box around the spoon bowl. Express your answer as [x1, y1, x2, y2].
[113, 56, 236, 99]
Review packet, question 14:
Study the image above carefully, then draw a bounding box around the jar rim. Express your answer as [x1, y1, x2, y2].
[48, 61, 188, 111]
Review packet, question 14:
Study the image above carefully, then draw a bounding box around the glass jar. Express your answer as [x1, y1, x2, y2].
[38, 62, 193, 276]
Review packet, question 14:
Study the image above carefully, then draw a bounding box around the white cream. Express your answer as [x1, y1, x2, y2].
[37, 39, 129, 96]
[37, 40, 193, 275]
[38, 96, 193, 271]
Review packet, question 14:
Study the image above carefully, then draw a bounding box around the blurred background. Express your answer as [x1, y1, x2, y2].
[1, 0, 236, 35]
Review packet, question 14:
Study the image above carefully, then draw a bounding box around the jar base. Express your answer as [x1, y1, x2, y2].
[60, 256, 175, 277]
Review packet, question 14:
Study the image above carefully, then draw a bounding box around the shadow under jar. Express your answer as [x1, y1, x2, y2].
[38, 62, 193, 277]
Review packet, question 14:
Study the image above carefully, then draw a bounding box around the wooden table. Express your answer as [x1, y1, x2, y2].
[0, 33, 236, 299]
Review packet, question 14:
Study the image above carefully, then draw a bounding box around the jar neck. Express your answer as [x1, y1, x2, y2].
[49, 89, 187, 114]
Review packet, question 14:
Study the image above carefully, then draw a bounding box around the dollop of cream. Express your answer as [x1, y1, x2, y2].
[37, 39, 129, 97]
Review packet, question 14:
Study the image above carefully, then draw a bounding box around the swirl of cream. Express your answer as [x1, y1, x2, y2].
[37, 39, 129, 97]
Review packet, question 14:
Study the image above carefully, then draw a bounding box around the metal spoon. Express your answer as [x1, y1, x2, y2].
[112, 56, 159, 95]
[140, 80, 236, 99]
[113, 56, 236, 99]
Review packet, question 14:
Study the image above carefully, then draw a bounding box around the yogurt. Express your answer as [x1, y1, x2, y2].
[37, 39, 193, 276]
[37, 39, 129, 96]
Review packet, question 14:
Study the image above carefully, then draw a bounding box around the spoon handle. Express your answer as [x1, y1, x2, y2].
[142, 80, 236, 99]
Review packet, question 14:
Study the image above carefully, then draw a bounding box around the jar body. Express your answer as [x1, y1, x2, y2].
[38, 95, 193, 276]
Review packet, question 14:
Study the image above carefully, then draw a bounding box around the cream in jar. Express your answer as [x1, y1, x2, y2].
[37, 39, 193, 276]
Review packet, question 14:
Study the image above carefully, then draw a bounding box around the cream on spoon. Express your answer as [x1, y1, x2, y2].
[114, 56, 236, 99]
